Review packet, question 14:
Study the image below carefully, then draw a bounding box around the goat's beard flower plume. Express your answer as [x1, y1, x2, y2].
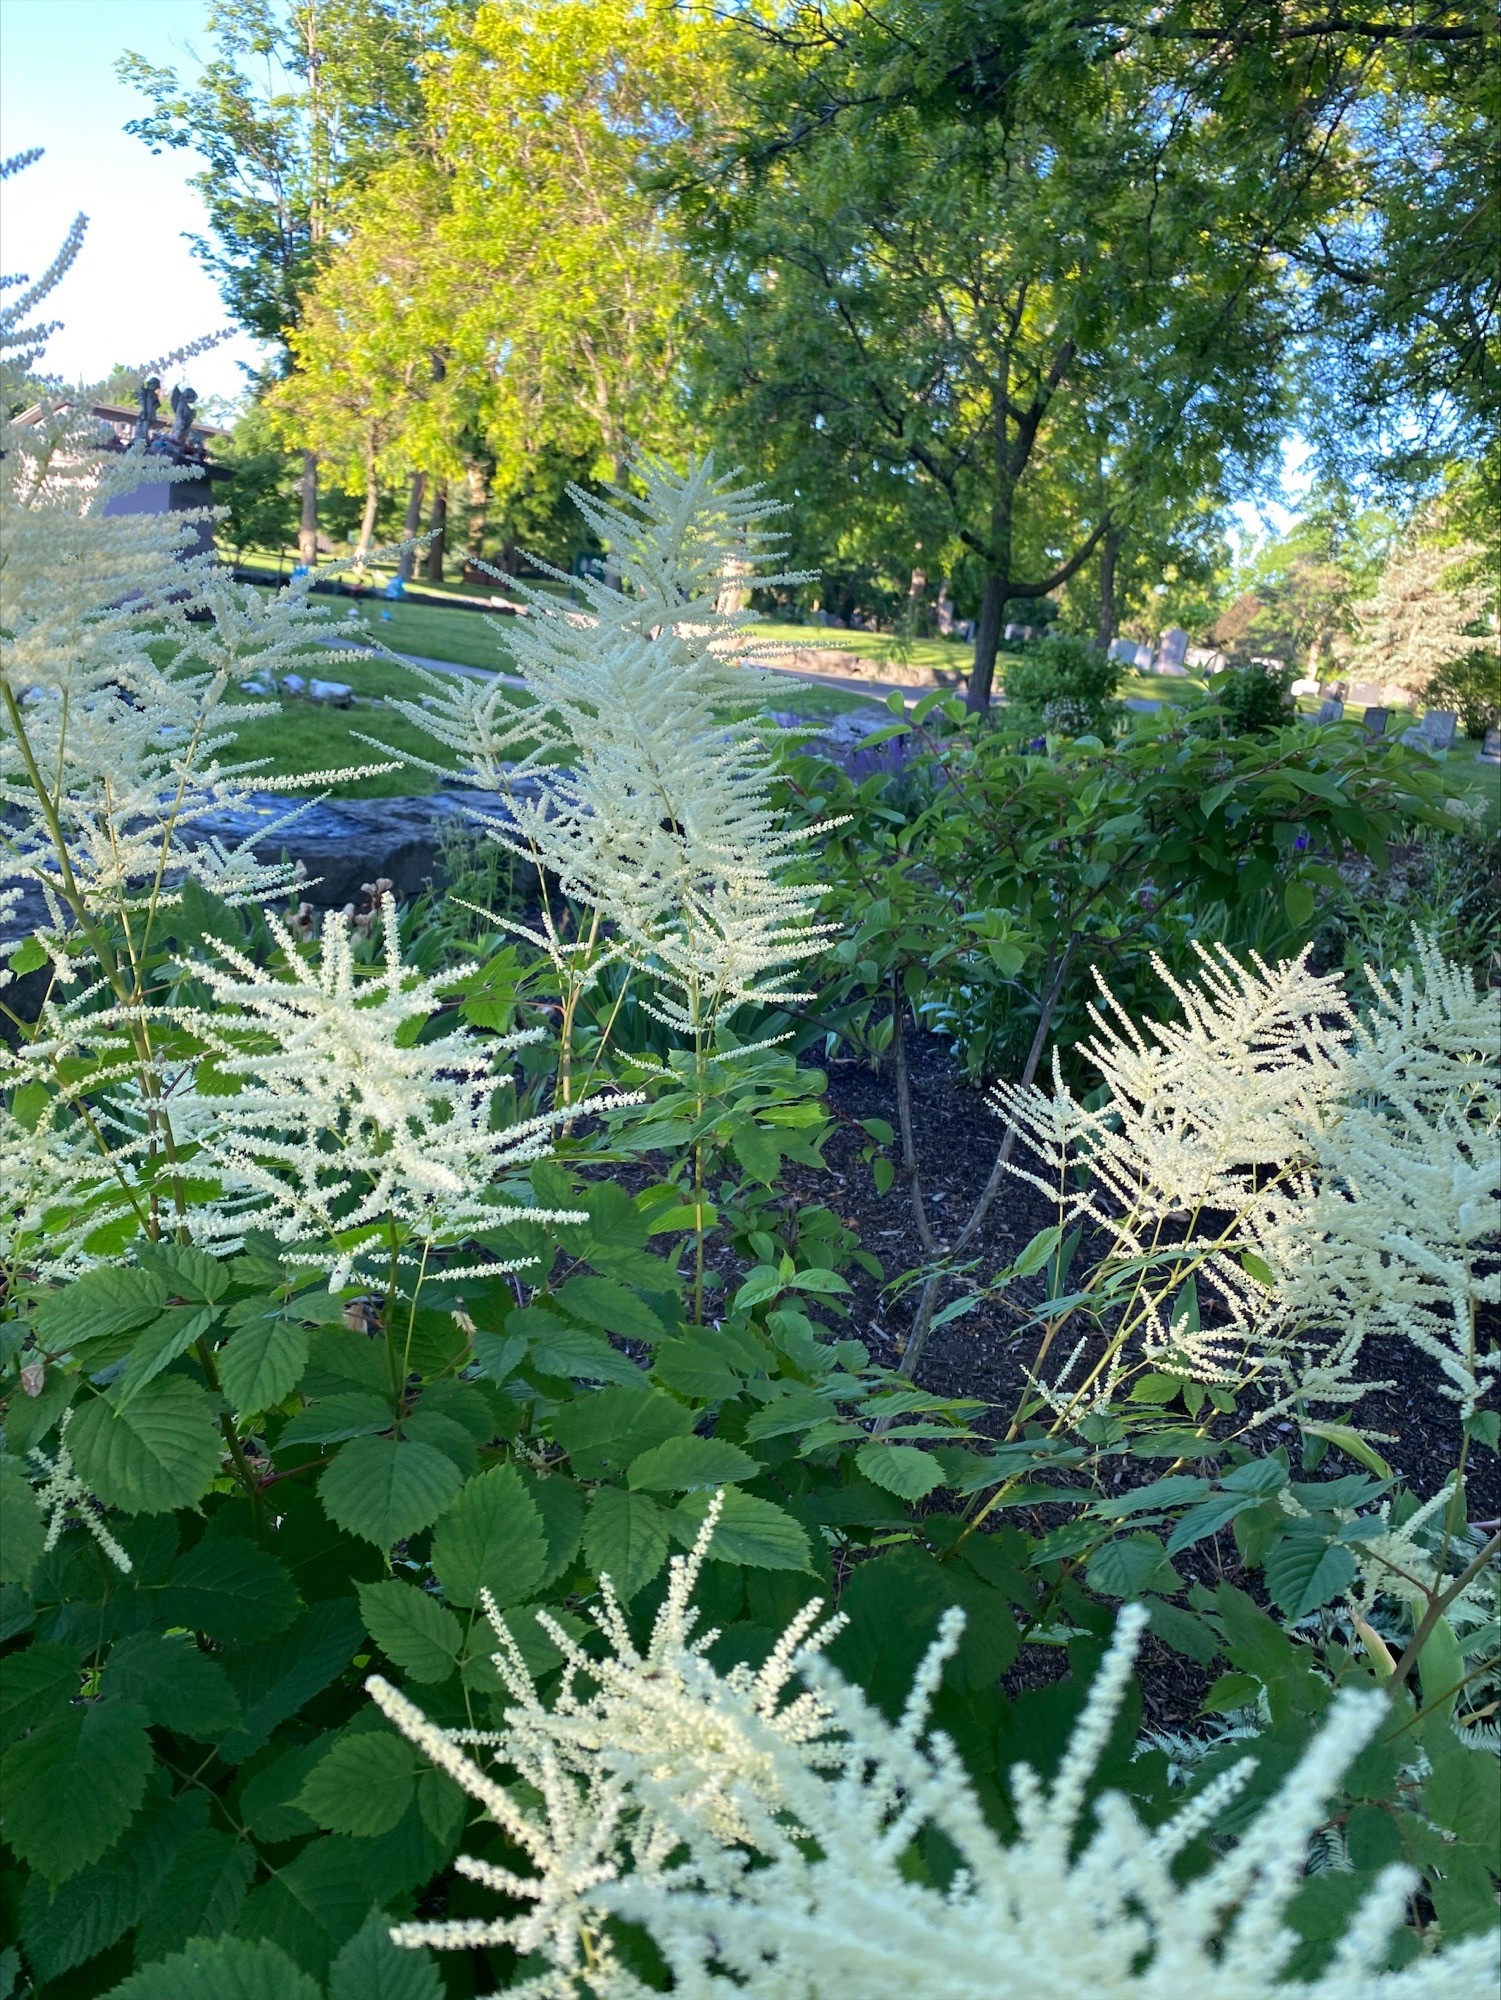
[1252, 934, 1499, 1417]
[371, 458, 836, 1032]
[175, 895, 624, 1287]
[368, 1543, 1493, 1998]
[992, 934, 1499, 1420]
[366, 1493, 843, 1992]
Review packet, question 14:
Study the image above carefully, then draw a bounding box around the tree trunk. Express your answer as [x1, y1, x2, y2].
[1095, 525, 1122, 651]
[465, 460, 489, 565]
[424, 481, 448, 583]
[356, 460, 380, 562]
[396, 472, 426, 584]
[967, 574, 1007, 712]
[298, 450, 319, 565]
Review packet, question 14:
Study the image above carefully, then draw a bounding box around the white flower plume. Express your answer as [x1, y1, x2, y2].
[24, 1408, 132, 1574]
[369, 1559, 1493, 1998]
[176, 896, 624, 1286]
[992, 935, 1499, 1419]
[373, 457, 835, 1033]
[1, 164, 394, 940]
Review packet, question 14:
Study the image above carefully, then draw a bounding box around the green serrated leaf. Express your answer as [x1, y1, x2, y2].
[133, 1828, 256, 1965]
[138, 1241, 230, 1304]
[319, 1437, 463, 1548]
[1264, 1531, 1357, 1620]
[329, 1910, 443, 2000]
[113, 1306, 218, 1408]
[1202, 1670, 1262, 1715]
[673, 1489, 812, 1571]
[855, 1440, 944, 1500]
[652, 1330, 749, 1400]
[628, 1434, 759, 1492]
[218, 1316, 309, 1415]
[558, 1275, 668, 1342]
[550, 1386, 692, 1479]
[1298, 1422, 1396, 1481]
[279, 1391, 393, 1447]
[1086, 1534, 1179, 1598]
[66, 1376, 222, 1515]
[0, 1641, 80, 1750]
[32, 1267, 166, 1352]
[0, 1457, 45, 1586]
[100, 1935, 321, 2000]
[1165, 1491, 1258, 1556]
[583, 1486, 670, 1599]
[103, 1632, 240, 1741]
[430, 1463, 547, 1608]
[298, 1731, 419, 1836]
[160, 1537, 300, 1641]
[19, 1788, 208, 1981]
[0, 1698, 153, 1884]
[218, 1601, 363, 1766]
[358, 1580, 463, 1684]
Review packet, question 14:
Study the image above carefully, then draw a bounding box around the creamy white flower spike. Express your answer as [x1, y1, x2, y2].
[1, 184, 396, 944]
[368, 1540, 1494, 1999]
[177, 895, 629, 1286]
[370, 456, 836, 1035]
[26, 1410, 132, 1574]
[992, 934, 1498, 1421]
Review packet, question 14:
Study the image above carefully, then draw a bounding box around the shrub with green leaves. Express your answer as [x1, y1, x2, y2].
[1002, 633, 1123, 738]
[1424, 644, 1501, 739]
[1208, 658, 1299, 733]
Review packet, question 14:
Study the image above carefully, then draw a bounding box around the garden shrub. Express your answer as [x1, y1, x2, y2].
[1208, 658, 1299, 733]
[1424, 644, 1501, 738]
[1, 198, 1497, 1998]
[1002, 633, 1123, 738]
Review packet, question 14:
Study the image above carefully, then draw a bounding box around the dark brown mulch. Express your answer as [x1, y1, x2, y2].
[786, 1026, 1497, 1519]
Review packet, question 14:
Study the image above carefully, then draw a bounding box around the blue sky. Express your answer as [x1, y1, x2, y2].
[0, 0, 270, 402]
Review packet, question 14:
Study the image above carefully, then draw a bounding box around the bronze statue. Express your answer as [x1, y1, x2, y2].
[168, 383, 198, 450]
[132, 375, 161, 446]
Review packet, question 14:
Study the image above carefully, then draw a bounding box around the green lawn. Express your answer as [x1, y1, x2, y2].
[221, 591, 874, 795]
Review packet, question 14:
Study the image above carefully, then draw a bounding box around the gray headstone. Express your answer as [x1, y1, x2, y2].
[1314, 698, 1344, 724]
[309, 679, 354, 708]
[1480, 726, 1501, 763]
[1158, 626, 1189, 669]
[1348, 682, 1385, 708]
[1423, 710, 1458, 750]
[1361, 706, 1389, 739]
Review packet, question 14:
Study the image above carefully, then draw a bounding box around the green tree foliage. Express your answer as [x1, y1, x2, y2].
[686, 0, 1367, 710]
[118, 0, 427, 347]
[1297, 4, 1496, 478]
[1212, 493, 1397, 675]
[119, 0, 432, 557]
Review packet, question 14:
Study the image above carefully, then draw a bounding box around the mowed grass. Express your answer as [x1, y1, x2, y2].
[216, 589, 874, 795]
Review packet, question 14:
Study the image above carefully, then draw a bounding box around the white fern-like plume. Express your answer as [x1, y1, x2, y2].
[0, 1093, 136, 1282]
[1252, 937, 1500, 1417]
[365, 1494, 840, 1994]
[370, 457, 834, 1032]
[369, 1573, 1494, 1999]
[174, 895, 626, 1287]
[25, 1409, 132, 1574]
[992, 935, 1499, 1418]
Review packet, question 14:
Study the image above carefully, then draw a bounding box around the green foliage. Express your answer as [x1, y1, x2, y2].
[797, 695, 1454, 1080]
[1209, 660, 1299, 735]
[1002, 635, 1123, 738]
[1425, 645, 1501, 738]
